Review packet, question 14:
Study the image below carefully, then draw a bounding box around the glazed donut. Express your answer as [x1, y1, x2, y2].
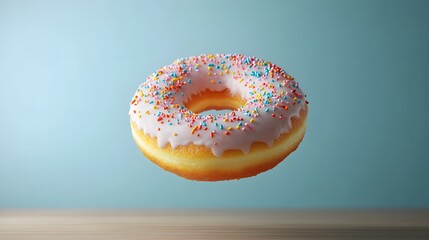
[129, 54, 308, 181]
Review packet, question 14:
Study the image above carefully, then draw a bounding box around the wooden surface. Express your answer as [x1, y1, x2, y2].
[1, 210, 429, 239]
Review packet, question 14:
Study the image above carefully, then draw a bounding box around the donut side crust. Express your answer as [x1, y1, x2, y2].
[131, 109, 307, 181]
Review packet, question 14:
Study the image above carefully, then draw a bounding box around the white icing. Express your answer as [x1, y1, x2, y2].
[129, 54, 307, 157]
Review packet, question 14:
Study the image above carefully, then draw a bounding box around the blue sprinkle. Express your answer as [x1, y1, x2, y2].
[202, 121, 207, 127]
[181, 92, 184, 97]
[220, 124, 224, 130]
[208, 63, 215, 67]
[265, 108, 269, 112]
[187, 79, 192, 84]
[238, 121, 243, 126]
[215, 122, 218, 127]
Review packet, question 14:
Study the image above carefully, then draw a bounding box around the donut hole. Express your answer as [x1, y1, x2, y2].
[184, 89, 246, 115]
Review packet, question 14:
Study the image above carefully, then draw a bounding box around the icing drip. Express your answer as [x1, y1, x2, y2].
[129, 54, 308, 157]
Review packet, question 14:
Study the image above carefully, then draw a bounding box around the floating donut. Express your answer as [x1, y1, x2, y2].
[129, 54, 308, 181]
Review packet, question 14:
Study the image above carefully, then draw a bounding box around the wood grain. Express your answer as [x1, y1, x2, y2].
[1, 210, 428, 239]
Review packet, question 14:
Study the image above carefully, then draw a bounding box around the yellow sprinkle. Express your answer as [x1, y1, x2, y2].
[231, 71, 235, 75]
[225, 69, 229, 74]
[250, 118, 254, 123]
[239, 78, 244, 83]
[252, 110, 257, 114]
[208, 66, 212, 71]
[281, 91, 284, 95]
[138, 114, 141, 118]
[191, 126, 198, 134]
[210, 80, 215, 84]
[228, 126, 233, 131]
[145, 110, 150, 115]
[196, 64, 200, 67]
[174, 133, 177, 136]
[208, 72, 211, 76]
[219, 72, 223, 76]
[235, 126, 240, 129]
[294, 97, 298, 101]
[153, 106, 158, 109]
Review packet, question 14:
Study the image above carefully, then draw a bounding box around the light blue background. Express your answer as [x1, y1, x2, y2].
[1, 0, 428, 208]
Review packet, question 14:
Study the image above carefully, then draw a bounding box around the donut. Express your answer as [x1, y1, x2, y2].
[129, 54, 308, 181]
